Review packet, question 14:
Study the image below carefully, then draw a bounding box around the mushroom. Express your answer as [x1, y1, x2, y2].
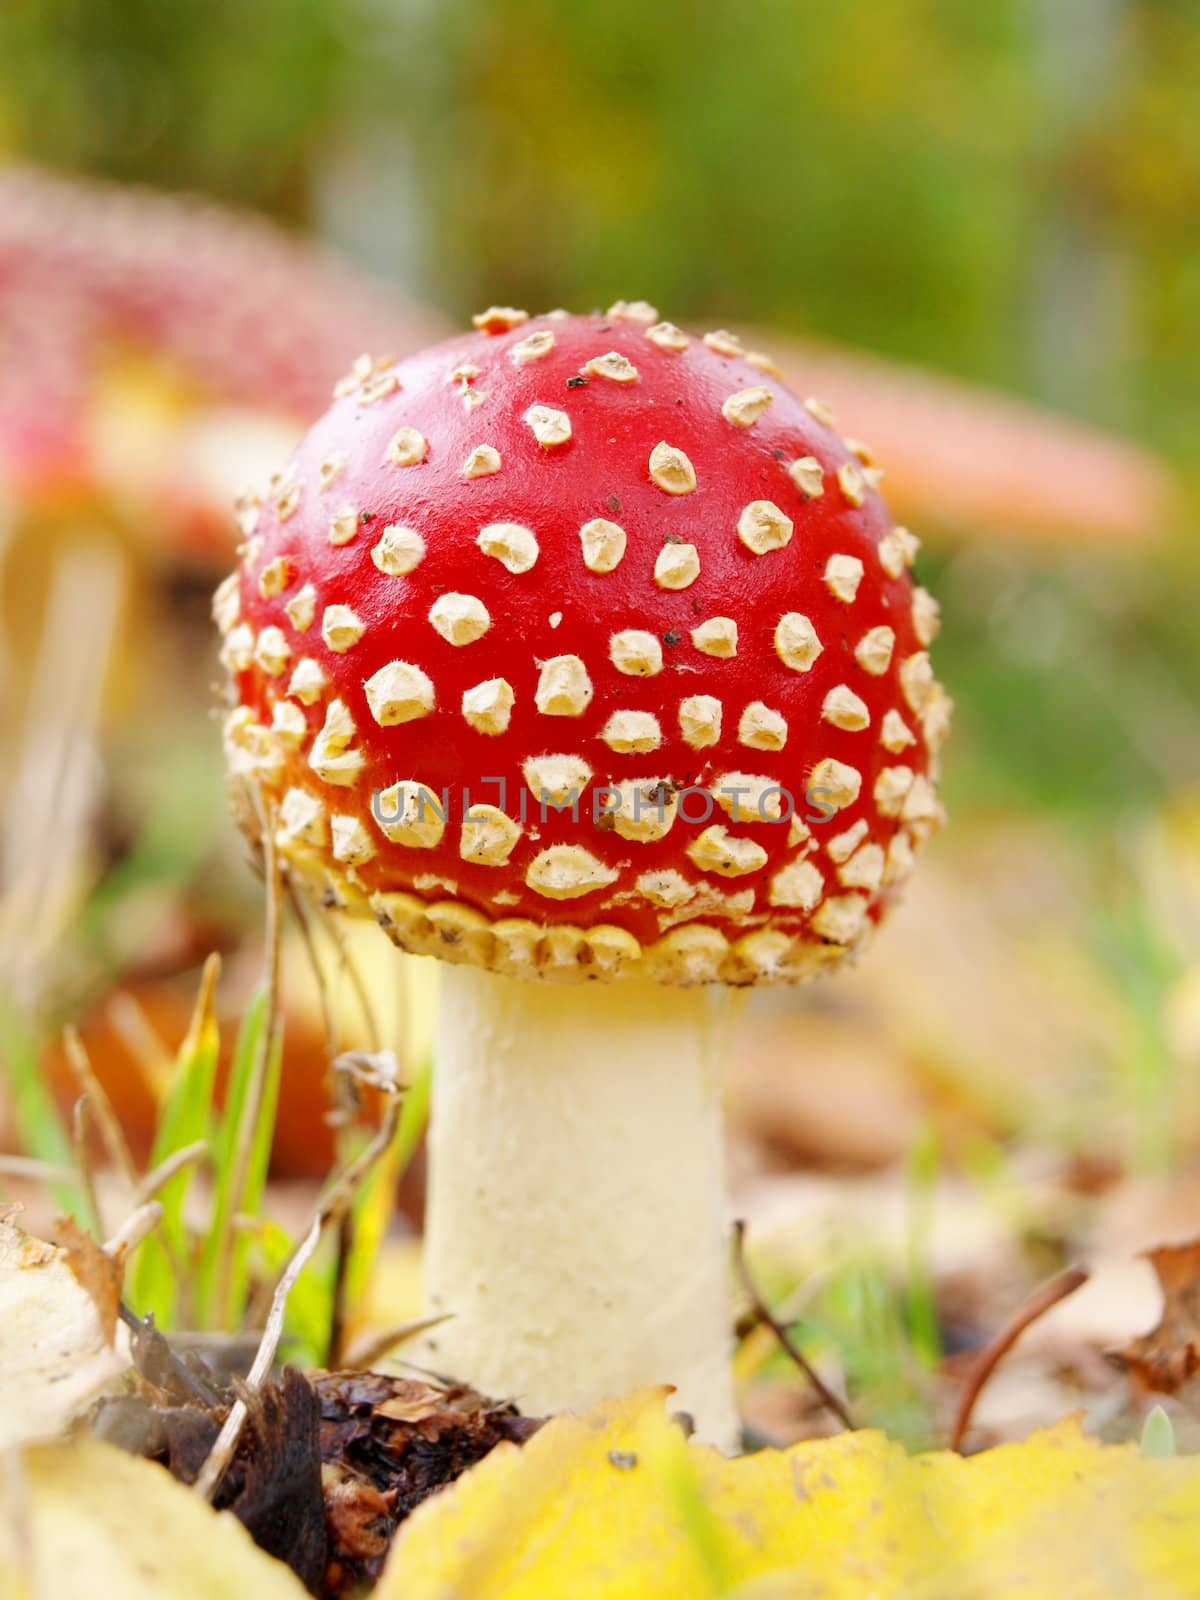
[216, 306, 948, 1447]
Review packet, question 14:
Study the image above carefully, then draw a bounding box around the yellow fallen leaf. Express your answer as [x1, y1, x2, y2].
[0, 1214, 130, 1449]
[379, 1389, 1200, 1600]
[0, 1435, 308, 1600]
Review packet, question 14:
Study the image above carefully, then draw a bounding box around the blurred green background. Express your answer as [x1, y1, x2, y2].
[3, 0, 1199, 452]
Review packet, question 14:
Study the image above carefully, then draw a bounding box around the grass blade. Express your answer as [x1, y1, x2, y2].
[0, 986, 81, 1215]
[128, 954, 221, 1322]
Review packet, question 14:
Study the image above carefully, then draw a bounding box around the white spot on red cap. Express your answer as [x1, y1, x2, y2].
[372, 525, 426, 576]
[579, 518, 626, 573]
[607, 300, 658, 324]
[288, 657, 326, 704]
[722, 386, 773, 427]
[309, 700, 365, 786]
[462, 678, 514, 735]
[738, 701, 788, 751]
[258, 556, 291, 597]
[738, 500, 793, 555]
[535, 655, 593, 717]
[812, 894, 868, 944]
[879, 525, 920, 578]
[473, 306, 528, 333]
[386, 427, 429, 468]
[654, 542, 700, 590]
[526, 845, 618, 899]
[285, 584, 316, 632]
[461, 806, 523, 866]
[609, 630, 663, 676]
[601, 710, 662, 753]
[331, 815, 377, 867]
[648, 442, 697, 495]
[220, 623, 254, 673]
[429, 593, 491, 646]
[704, 329, 744, 358]
[212, 573, 240, 635]
[524, 404, 572, 447]
[885, 830, 915, 885]
[254, 626, 291, 676]
[787, 456, 825, 499]
[880, 709, 915, 752]
[774, 613, 822, 673]
[686, 825, 766, 877]
[511, 329, 556, 364]
[821, 685, 871, 732]
[837, 461, 867, 507]
[318, 453, 347, 493]
[329, 507, 359, 547]
[645, 321, 690, 352]
[839, 843, 884, 892]
[912, 587, 941, 645]
[608, 778, 677, 842]
[523, 754, 592, 805]
[854, 625, 894, 675]
[321, 605, 365, 653]
[374, 781, 446, 848]
[463, 444, 502, 478]
[768, 858, 823, 911]
[363, 660, 435, 726]
[808, 758, 862, 811]
[268, 702, 305, 749]
[823, 554, 865, 603]
[679, 695, 722, 749]
[874, 765, 915, 816]
[279, 789, 326, 847]
[691, 617, 738, 658]
[826, 819, 868, 863]
[477, 522, 539, 574]
[275, 483, 302, 523]
[585, 351, 640, 383]
[636, 868, 696, 908]
[900, 651, 934, 714]
[804, 396, 836, 427]
[712, 773, 784, 821]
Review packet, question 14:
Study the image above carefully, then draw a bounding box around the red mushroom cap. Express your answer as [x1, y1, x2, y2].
[0, 165, 445, 538]
[218, 307, 948, 985]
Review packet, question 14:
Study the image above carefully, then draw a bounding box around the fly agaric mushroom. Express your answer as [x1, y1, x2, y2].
[216, 305, 948, 1446]
[0, 164, 446, 559]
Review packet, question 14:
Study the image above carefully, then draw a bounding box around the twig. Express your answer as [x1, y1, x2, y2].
[328, 1211, 355, 1370]
[255, 1087, 404, 1337]
[135, 1140, 208, 1205]
[344, 1314, 453, 1371]
[732, 1219, 854, 1432]
[71, 1095, 103, 1236]
[0, 1154, 81, 1186]
[62, 1026, 138, 1186]
[215, 799, 283, 1326]
[193, 1214, 322, 1502]
[950, 1265, 1089, 1452]
[104, 1200, 163, 1259]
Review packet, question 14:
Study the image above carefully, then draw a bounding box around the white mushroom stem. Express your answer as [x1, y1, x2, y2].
[420, 964, 741, 1449]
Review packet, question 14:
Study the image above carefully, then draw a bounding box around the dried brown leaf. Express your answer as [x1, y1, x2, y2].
[55, 1215, 122, 1345]
[1111, 1238, 1200, 1394]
